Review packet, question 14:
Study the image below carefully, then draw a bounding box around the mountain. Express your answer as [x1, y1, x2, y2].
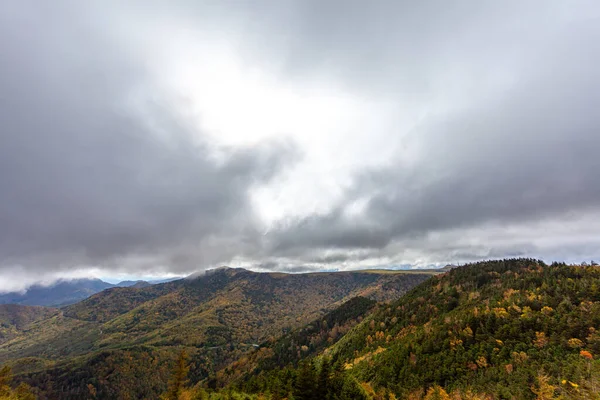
[0, 279, 116, 307]
[114, 280, 151, 289]
[219, 259, 600, 399]
[148, 277, 183, 285]
[0, 279, 158, 308]
[0, 267, 433, 399]
[4, 260, 599, 400]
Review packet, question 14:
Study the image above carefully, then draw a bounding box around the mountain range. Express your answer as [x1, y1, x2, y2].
[0, 267, 434, 399]
[0, 278, 158, 308]
[2, 260, 599, 399]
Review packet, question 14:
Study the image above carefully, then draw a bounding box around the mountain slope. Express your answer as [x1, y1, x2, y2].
[214, 259, 600, 399]
[3, 268, 433, 399]
[0, 305, 59, 344]
[333, 259, 600, 398]
[213, 296, 378, 388]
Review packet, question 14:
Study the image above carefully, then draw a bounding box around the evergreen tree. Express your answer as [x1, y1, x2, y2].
[293, 360, 317, 400]
[338, 376, 366, 400]
[317, 357, 332, 398]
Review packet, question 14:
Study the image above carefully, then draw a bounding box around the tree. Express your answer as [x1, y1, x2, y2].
[531, 373, 555, 400]
[164, 350, 190, 400]
[294, 360, 317, 400]
[317, 358, 332, 398]
[338, 376, 367, 400]
[424, 385, 451, 400]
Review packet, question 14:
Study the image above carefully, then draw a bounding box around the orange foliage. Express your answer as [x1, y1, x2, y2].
[580, 350, 593, 359]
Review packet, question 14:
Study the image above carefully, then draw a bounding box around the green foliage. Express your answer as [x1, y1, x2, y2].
[330, 259, 600, 398]
[294, 360, 318, 400]
[203, 259, 600, 399]
[215, 357, 366, 400]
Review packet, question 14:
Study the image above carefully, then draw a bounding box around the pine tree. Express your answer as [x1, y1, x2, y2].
[293, 360, 317, 400]
[317, 357, 332, 398]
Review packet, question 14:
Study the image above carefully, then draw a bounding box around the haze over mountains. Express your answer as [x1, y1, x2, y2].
[0, 279, 155, 307]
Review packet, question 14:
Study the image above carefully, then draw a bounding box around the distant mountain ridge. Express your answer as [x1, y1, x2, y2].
[0, 278, 150, 307]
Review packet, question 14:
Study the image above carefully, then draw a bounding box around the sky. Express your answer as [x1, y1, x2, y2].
[1, 0, 600, 291]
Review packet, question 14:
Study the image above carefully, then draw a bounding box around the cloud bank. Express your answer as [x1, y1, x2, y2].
[1, 1, 600, 290]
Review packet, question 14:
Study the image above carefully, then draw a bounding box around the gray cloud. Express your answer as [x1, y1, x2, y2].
[0, 1, 295, 276]
[1, 0, 600, 288]
[267, 6, 600, 259]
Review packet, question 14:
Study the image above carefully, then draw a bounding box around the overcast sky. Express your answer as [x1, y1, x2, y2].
[2, 1, 600, 291]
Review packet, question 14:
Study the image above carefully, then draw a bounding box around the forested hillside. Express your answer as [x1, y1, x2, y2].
[195, 259, 600, 399]
[0, 305, 59, 345]
[211, 296, 377, 389]
[0, 268, 430, 399]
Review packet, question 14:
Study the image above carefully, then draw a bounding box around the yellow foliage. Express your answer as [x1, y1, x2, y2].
[531, 373, 555, 400]
[450, 338, 463, 350]
[521, 306, 534, 318]
[407, 388, 425, 400]
[424, 385, 451, 400]
[511, 351, 528, 364]
[360, 381, 377, 397]
[567, 338, 584, 348]
[534, 332, 548, 348]
[503, 288, 519, 300]
[476, 356, 488, 369]
[541, 306, 553, 316]
[450, 389, 494, 400]
[469, 291, 480, 300]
